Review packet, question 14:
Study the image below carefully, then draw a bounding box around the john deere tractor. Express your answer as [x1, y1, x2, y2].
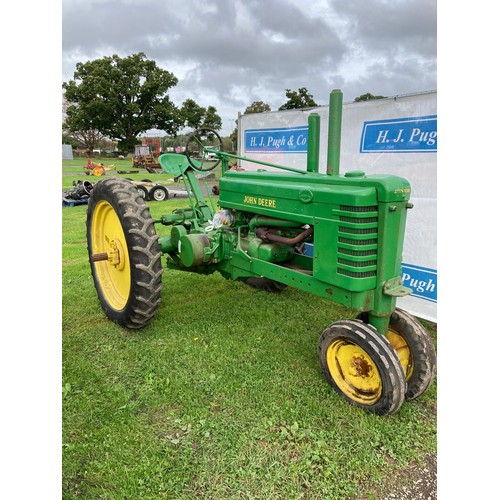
[86, 90, 436, 415]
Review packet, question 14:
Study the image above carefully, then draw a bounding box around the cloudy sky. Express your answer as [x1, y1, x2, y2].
[62, 0, 437, 136]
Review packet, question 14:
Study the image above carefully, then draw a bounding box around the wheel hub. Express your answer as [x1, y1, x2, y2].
[349, 355, 373, 378]
[107, 239, 125, 270]
[327, 340, 382, 403]
[91, 200, 131, 310]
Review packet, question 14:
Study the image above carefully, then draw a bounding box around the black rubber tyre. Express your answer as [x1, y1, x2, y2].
[318, 320, 407, 415]
[135, 184, 149, 200]
[141, 179, 153, 183]
[245, 277, 287, 292]
[86, 178, 163, 329]
[185, 127, 223, 171]
[356, 309, 436, 400]
[149, 185, 168, 202]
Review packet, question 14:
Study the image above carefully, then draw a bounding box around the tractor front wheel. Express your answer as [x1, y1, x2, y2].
[318, 320, 407, 415]
[86, 178, 163, 328]
[356, 309, 436, 400]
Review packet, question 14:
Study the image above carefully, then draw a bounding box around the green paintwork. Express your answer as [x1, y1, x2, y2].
[159, 153, 197, 175]
[307, 113, 320, 173]
[153, 89, 413, 336]
[327, 89, 343, 176]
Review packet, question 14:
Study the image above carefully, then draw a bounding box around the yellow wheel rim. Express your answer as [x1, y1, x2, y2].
[91, 200, 131, 310]
[326, 339, 382, 404]
[387, 329, 414, 381]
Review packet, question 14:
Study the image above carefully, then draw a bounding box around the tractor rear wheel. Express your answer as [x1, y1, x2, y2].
[356, 309, 436, 400]
[318, 320, 407, 415]
[86, 178, 163, 328]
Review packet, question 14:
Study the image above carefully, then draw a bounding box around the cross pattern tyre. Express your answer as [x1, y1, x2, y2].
[356, 309, 436, 400]
[86, 178, 163, 329]
[149, 185, 168, 202]
[318, 320, 407, 415]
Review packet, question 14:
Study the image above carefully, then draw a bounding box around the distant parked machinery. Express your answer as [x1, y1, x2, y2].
[64, 180, 94, 200]
[132, 145, 162, 173]
[84, 157, 114, 176]
[62, 180, 94, 206]
[64, 179, 169, 204]
[132, 179, 169, 201]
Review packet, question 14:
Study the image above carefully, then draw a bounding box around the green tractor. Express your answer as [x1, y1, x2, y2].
[86, 90, 436, 416]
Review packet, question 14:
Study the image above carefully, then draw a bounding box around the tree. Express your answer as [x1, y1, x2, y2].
[180, 100, 222, 131]
[68, 129, 106, 153]
[244, 101, 271, 114]
[160, 133, 189, 151]
[229, 127, 238, 145]
[181, 99, 206, 129]
[278, 88, 317, 110]
[62, 53, 183, 152]
[62, 133, 80, 148]
[354, 93, 385, 102]
[201, 105, 222, 130]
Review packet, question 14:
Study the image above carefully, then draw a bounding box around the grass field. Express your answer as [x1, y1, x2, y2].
[62, 160, 437, 499]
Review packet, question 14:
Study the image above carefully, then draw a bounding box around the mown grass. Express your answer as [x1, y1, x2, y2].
[62, 163, 437, 499]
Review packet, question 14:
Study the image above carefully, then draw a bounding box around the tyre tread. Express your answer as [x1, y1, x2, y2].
[86, 178, 163, 329]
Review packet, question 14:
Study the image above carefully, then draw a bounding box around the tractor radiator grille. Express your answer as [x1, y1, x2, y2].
[338, 237, 377, 246]
[340, 205, 378, 212]
[337, 205, 378, 279]
[338, 258, 377, 267]
[338, 247, 377, 257]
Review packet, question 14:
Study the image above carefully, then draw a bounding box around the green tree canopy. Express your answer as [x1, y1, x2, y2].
[63, 53, 183, 151]
[201, 105, 222, 130]
[180, 99, 206, 129]
[229, 127, 238, 145]
[244, 101, 271, 114]
[62, 133, 80, 149]
[354, 93, 385, 102]
[278, 87, 317, 110]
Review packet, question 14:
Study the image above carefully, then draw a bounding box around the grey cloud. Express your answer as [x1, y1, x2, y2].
[62, 0, 436, 134]
[330, 0, 437, 58]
